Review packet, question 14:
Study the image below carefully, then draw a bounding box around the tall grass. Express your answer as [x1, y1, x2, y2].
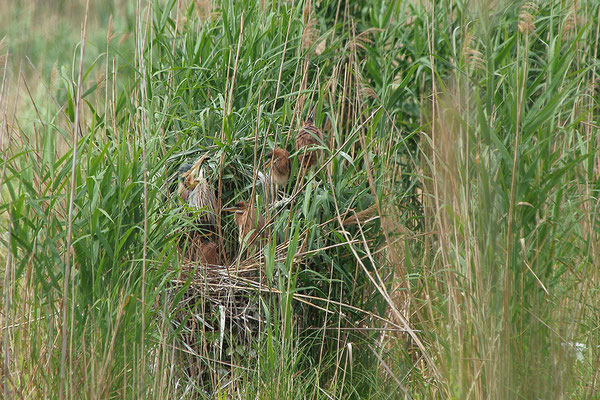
[412, 0, 600, 398]
[1, 0, 598, 399]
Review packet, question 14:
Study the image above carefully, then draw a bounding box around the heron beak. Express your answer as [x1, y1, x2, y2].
[222, 206, 238, 213]
[264, 150, 273, 161]
[190, 152, 209, 176]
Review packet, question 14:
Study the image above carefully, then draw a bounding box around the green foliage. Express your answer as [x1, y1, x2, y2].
[1, 0, 599, 399]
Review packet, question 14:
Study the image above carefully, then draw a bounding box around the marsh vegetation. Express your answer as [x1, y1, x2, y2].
[1, 0, 599, 398]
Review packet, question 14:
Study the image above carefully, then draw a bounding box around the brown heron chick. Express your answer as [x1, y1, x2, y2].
[295, 111, 323, 168]
[265, 148, 291, 187]
[223, 201, 265, 249]
[177, 153, 217, 232]
[179, 233, 219, 265]
[195, 240, 218, 265]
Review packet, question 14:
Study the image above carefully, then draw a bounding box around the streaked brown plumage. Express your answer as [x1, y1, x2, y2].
[223, 201, 265, 249]
[179, 234, 219, 265]
[342, 204, 379, 227]
[266, 148, 291, 187]
[177, 153, 217, 232]
[295, 112, 323, 168]
[194, 240, 218, 265]
[177, 153, 220, 264]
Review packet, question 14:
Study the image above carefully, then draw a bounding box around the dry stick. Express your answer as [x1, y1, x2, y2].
[331, 0, 343, 44]
[0, 48, 10, 111]
[3, 206, 13, 399]
[280, 54, 303, 151]
[0, 359, 24, 400]
[503, 32, 527, 389]
[271, 0, 295, 120]
[144, 2, 153, 394]
[315, 255, 337, 387]
[2, 61, 21, 173]
[104, 15, 113, 142]
[135, 0, 150, 395]
[21, 74, 49, 135]
[97, 291, 128, 398]
[349, 25, 416, 334]
[248, 94, 263, 263]
[59, 2, 90, 398]
[227, 13, 244, 124]
[220, 10, 246, 384]
[282, 58, 310, 243]
[7, 62, 23, 159]
[216, 49, 233, 268]
[305, 326, 413, 332]
[155, 298, 172, 399]
[280, 70, 319, 358]
[25, 57, 70, 125]
[0, 56, 14, 197]
[112, 56, 118, 143]
[1, 61, 24, 400]
[169, 0, 181, 91]
[98, 257, 137, 397]
[252, 88, 268, 358]
[265, 0, 298, 237]
[224, 11, 245, 262]
[423, 2, 444, 340]
[368, 343, 414, 400]
[1, 314, 53, 331]
[328, 173, 442, 383]
[338, 341, 351, 398]
[584, 7, 600, 398]
[346, 24, 363, 314]
[165, 333, 177, 399]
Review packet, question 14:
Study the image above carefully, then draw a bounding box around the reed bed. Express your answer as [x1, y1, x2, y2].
[1, 0, 598, 398]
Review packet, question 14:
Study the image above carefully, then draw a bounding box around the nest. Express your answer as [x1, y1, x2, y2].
[166, 186, 306, 389]
[167, 241, 282, 388]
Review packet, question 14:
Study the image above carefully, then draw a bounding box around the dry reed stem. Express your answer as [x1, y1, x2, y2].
[60, 1, 90, 398]
[2, 206, 13, 398]
[328, 170, 442, 383]
[134, 0, 152, 394]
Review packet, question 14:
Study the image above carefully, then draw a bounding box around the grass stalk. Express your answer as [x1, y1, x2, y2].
[59, 1, 90, 398]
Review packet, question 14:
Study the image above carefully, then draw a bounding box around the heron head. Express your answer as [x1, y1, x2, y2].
[179, 153, 210, 188]
[178, 163, 193, 180]
[264, 150, 274, 169]
[306, 109, 315, 124]
[223, 201, 248, 214]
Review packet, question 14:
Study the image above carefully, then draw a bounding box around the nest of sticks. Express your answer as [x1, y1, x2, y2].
[166, 235, 298, 386]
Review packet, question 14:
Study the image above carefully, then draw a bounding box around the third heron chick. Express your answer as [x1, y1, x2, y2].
[223, 201, 265, 250]
[295, 111, 323, 168]
[265, 148, 291, 188]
